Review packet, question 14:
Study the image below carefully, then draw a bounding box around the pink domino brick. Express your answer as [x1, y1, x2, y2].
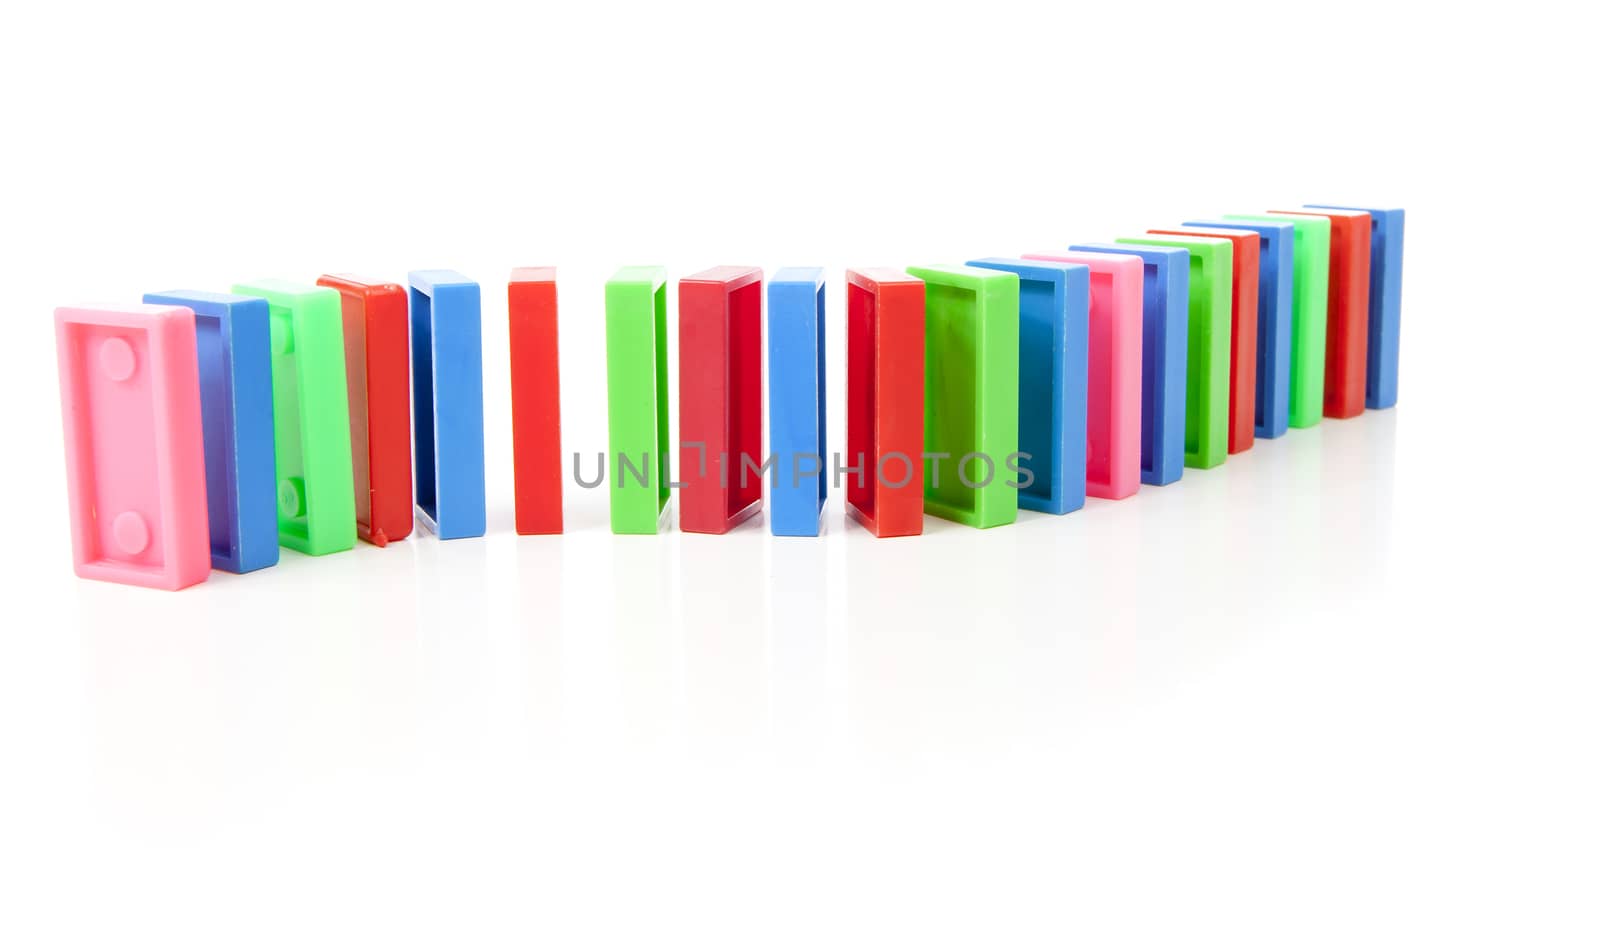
[55, 304, 211, 590]
[1021, 251, 1143, 500]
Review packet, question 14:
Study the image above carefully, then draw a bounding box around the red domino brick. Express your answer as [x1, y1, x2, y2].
[508, 267, 564, 534]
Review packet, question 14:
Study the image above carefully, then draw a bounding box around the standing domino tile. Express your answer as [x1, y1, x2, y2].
[845, 268, 925, 538]
[408, 270, 486, 540]
[316, 274, 413, 546]
[1148, 227, 1262, 455]
[1306, 205, 1404, 410]
[232, 280, 356, 556]
[1067, 244, 1190, 487]
[55, 304, 211, 590]
[1182, 219, 1296, 439]
[508, 267, 564, 535]
[143, 290, 279, 573]
[1269, 208, 1371, 419]
[1225, 213, 1329, 428]
[768, 268, 827, 537]
[678, 266, 764, 535]
[1021, 251, 1144, 500]
[966, 258, 1090, 515]
[605, 266, 672, 535]
[1111, 236, 1233, 469]
[905, 264, 1020, 529]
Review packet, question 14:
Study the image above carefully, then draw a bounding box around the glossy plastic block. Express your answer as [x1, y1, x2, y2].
[1108, 237, 1231, 469]
[1270, 209, 1370, 419]
[1306, 205, 1404, 409]
[316, 274, 413, 546]
[965, 258, 1088, 514]
[1182, 219, 1295, 439]
[907, 265, 1019, 528]
[1021, 251, 1144, 499]
[606, 266, 671, 534]
[1149, 227, 1260, 454]
[846, 269, 925, 538]
[232, 280, 356, 556]
[508, 268, 563, 535]
[679, 266, 763, 534]
[768, 268, 827, 537]
[408, 270, 486, 540]
[55, 305, 211, 590]
[1225, 213, 1329, 428]
[143, 290, 278, 573]
[1065, 245, 1189, 487]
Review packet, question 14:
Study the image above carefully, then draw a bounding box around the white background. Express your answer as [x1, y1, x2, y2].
[2, 1, 1596, 926]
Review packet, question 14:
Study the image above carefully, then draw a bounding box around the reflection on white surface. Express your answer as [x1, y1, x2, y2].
[56, 412, 1398, 802]
[24, 407, 1600, 928]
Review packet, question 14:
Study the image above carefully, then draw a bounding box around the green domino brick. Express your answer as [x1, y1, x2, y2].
[605, 266, 671, 534]
[1116, 236, 1232, 469]
[906, 264, 1019, 529]
[231, 279, 356, 555]
[1226, 213, 1330, 428]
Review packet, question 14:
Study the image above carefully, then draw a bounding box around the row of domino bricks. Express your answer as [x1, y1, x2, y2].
[54, 207, 1403, 590]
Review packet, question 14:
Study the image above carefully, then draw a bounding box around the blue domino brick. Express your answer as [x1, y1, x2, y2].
[1305, 205, 1404, 409]
[966, 258, 1088, 514]
[143, 289, 280, 573]
[1068, 244, 1189, 486]
[408, 270, 486, 540]
[767, 267, 827, 536]
[1183, 219, 1296, 438]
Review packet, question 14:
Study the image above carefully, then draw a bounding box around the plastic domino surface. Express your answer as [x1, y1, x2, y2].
[966, 257, 1089, 514]
[678, 266, 763, 534]
[143, 290, 278, 572]
[768, 267, 827, 537]
[508, 267, 564, 535]
[1111, 237, 1232, 469]
[316, 274, 413, 546]
[605, 267, 671, 534]
[1225, 213, 1329, 428]
[408, 270, 486, 539]
[1306, 204, 1403, 410]
[1066, 244, 1189, 487]
[906, 264, 1020, 528]
[845, 268, 925, 538]
[1021, 251, 1144, 499]
[1270, 209, 1371, 419]
[232, 280, 356, 556]
[1148, 227, 1261, 454]
[55, 304, 211, 590]
[1182, 219, 1295, 439]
